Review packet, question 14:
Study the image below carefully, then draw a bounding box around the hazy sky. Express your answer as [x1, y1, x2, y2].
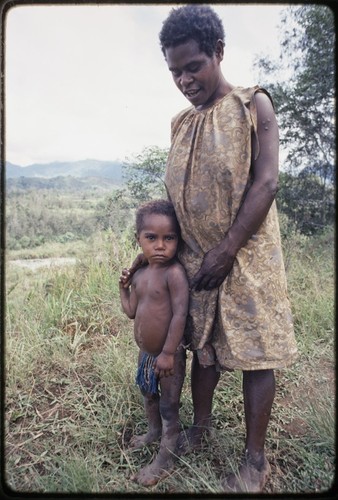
[5, 3, 288, 167]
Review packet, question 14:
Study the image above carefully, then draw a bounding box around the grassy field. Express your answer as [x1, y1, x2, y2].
[4, 225, 335, 495]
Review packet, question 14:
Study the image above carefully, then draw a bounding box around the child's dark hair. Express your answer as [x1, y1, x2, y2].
[159, 4, 225, 57]
[136, 199, 180, 236]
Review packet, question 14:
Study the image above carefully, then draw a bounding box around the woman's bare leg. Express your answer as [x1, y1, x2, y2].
[176, 352, 220, 454]
[243, 369, 275, 466]
[223, 369, 275, 492]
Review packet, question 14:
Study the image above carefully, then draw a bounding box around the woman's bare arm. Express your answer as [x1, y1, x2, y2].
[119, 254, 148, 289]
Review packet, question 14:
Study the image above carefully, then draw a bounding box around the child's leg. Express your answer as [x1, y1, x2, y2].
[129, 391, 162, 449]
[133, 346, 186, 486]
[129, 351, 162, 449]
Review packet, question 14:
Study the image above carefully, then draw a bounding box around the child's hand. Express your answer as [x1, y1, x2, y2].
[154, 352, 174, 378]
[119, 268, 132, 288]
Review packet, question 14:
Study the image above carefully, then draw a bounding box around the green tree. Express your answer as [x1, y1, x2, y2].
[255, 5, 334, 174]
[102, 146, 169, 234]
[277, 171, 335, 233]
[254, 5, 335, 233]
[123, 145, 168, 203]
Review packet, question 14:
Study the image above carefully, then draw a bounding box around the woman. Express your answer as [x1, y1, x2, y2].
[158, 4, 298, 493]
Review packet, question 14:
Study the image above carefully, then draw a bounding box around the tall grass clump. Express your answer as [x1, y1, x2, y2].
[280, 216, 334, 357]
[6, 227, 142, 493]
[5, 219, 335, 494]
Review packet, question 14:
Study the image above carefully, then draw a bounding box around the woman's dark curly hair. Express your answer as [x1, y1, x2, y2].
[159, 4, 225, 57]
[136, 199, 180, 236]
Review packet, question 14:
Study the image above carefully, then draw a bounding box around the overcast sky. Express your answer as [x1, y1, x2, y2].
[5, 3, 288, 167]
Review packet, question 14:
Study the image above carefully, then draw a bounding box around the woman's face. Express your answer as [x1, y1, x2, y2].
[165, 39, 224, 109]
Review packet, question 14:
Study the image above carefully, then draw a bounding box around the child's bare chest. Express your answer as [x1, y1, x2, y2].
[134, 267, 169, 302]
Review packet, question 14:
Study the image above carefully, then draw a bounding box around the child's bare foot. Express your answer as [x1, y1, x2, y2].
[131, 453, 174, 486]
[175, 426, 208, 456]
[128, 429, 161, 450]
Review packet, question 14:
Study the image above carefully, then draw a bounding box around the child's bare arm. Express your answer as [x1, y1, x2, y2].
[154, 264, 189, 378]
[119, 271, 137, 319]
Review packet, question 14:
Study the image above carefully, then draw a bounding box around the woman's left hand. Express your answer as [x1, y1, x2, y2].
[190, 244, 235, 291]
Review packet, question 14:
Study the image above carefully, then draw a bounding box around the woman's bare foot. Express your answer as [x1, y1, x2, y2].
[128, 429, 161, 450]
[175, 426, 208, 456]
[131, 453, 174, 486]
[222, 457, 271, 493]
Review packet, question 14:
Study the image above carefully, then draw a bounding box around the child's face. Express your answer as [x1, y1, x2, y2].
[137, 214, 179, 265]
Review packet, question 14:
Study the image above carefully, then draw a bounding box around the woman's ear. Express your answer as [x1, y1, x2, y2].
[215, 39, 224, 61]
[135, 232, 140, 246]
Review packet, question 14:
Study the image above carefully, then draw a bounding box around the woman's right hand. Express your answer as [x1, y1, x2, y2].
[119, 268, 132, 288]
[119, 254, 147, 288]
[130, 253, 148, 273]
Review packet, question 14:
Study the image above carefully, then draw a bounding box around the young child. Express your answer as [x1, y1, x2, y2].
[119, 199, 189, 487]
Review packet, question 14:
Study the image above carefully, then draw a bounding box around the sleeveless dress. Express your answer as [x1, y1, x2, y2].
[165, 86, 298, 371]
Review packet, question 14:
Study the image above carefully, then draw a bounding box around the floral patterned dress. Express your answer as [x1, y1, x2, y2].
[165, 86, 298, 371]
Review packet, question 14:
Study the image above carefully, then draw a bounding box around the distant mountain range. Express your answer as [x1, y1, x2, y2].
[5, 159, 124, 183]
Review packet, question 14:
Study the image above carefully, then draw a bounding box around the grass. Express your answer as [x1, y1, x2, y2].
[7, 238, 89, 260]
[4, 225, 335, 495]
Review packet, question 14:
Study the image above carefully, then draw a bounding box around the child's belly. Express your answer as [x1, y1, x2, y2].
[134, 305, 172, 356]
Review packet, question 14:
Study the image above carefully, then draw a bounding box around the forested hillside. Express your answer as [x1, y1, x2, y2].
[6, 159, 123, 182]
[6, 182, 114, 250]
